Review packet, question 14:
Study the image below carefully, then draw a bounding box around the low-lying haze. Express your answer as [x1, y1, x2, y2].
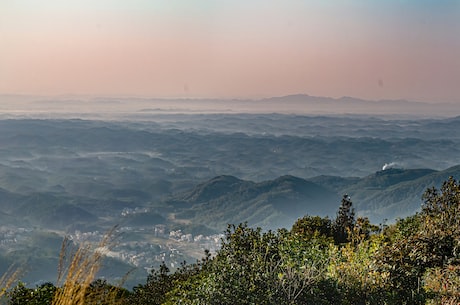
[2, 94, 460, 119]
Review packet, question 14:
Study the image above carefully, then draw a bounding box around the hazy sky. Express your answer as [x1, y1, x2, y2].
[1, 1, 459, 102]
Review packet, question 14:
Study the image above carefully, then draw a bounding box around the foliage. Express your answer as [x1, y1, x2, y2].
[328, 235, 390, 304]
[8, 282, 56, 305]
[277, 230, 333, 304]
[130, 254, 210, 305]
[291, 215, 333, 241]
[420, 177, 460, 305]
[3, 178, 460, 304]
[374, 177, 460, 304]
[162, 223, 335, 305]
[196, 224, 283, 304]
[333, 195, 355, 244]
[424, 265, 460, 305]
[129, 262, 173, 305]
[85, 279, 130, 305]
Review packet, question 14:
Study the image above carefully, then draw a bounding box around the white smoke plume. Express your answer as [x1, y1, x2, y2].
[382, 162, 398, 170]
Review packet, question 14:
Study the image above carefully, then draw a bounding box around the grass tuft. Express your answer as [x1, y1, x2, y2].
[52, 227, 119, 305]
[0, 264, 23, 298]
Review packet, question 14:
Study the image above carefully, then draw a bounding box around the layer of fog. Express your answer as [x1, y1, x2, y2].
[1, 94, 460, 120]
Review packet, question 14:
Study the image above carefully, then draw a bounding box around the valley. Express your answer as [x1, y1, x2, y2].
[0, 112, 459, 286]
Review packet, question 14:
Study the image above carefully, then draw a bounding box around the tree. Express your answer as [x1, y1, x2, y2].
[350, 217, 380, 245]
[202, 223, 283, 305]
[85, 279, 129, 305]
[333, 194, 355, 244]
[291, 215, 333, 241]
[420, 177, 460, 304]
[129, 262, 173, 305]
[374, 177, 460, 304]
[277, 230, 333, 304]
[8, 282, 56, 305]
[165, 223, 335, 305]
[328, 234, 389, 305]
[130, 254, 210, 305]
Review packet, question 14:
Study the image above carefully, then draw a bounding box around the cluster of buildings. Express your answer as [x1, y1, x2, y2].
[69, 224, 223, 271]
[0, 222, 223, 278]
[0, 226, 31, 247]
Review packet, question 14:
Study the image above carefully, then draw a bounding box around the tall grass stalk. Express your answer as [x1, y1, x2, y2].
[0, 264, 22, 298]
[52, 227, 118, 305]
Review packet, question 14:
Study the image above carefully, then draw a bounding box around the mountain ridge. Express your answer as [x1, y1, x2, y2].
[166, 165, 460, 229]
[2, 93, 460, 117]
[167, 174, 340, 230]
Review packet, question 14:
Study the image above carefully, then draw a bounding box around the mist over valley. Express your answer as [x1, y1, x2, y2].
[1, 96, 460, 286]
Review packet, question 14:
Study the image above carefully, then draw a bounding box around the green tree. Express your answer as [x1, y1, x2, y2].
[277, 230, 334, 304]
[333, 194, 355, 244]
[203, 223, 282, 304]
[85, 279, 129, 305]
[420, 177, 460, 304]
[8, 282, 56, 305]
[165, 223, 337, 305]
[130, 254, 210, 305]
[375, 177, 460, 304]
[291, 215, 333, 241]
[129, 262, 173, 305]
[376, 214, 427, 304]
[328, 234, 389, 305]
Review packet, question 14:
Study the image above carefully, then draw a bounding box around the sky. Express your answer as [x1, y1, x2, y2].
[1, 0, 459, 103]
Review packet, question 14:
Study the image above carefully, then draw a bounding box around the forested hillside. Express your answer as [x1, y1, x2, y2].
[3, 177, 460, 304]
[1, 116, 460, 286]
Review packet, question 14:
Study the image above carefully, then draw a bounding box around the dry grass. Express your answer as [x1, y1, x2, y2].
[0, 264, 23, 298]
[0, 227, 128, 304]
[52, 227, 122, 305]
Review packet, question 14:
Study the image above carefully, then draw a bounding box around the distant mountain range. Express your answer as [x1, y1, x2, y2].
[257, 94, 460, 117]
[156, 165, 460, 230]
[1, 93, 460, 117]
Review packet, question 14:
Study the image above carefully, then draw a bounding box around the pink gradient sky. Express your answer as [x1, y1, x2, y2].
[1, 1, 459, 103]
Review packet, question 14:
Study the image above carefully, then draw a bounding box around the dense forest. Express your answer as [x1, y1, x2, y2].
[2, 177, 460, 305]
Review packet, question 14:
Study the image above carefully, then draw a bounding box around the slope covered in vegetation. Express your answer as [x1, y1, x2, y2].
[3, 177, 460, 304]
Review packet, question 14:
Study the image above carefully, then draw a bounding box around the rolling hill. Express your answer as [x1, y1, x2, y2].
[163, 165, 460, 230]
[310, 165, 460, 223]
[166, 175, 341, 230]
